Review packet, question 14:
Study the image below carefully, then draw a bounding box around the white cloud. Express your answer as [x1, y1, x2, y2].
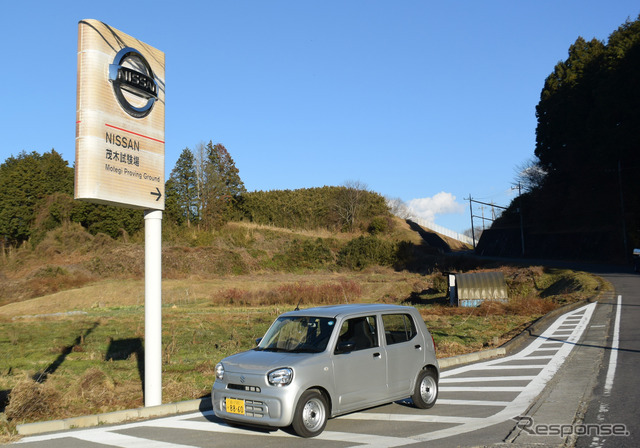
[407, 192, 465, 222]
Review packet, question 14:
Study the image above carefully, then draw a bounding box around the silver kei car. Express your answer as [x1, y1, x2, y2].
[212, 303, 439, 437]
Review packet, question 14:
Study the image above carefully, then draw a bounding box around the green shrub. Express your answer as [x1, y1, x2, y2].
[272, 238, 335, 270]
[367, 216, 389, 235]
[337, 236, 397, 270]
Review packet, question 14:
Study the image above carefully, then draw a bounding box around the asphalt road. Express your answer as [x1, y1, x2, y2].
[573, 266, 640, 448]
[14, 296, 609, 448]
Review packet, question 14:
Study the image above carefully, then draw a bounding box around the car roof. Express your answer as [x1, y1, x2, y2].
[279, 303, 415, 319]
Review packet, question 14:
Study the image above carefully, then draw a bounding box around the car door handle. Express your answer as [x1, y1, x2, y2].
[373, 352, 381, 358]
[415, 345, 422, 350]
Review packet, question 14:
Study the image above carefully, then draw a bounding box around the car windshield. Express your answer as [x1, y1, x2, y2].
[256, 316, 336, 353]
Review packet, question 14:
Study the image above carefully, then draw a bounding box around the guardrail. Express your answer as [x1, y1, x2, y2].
[407, 216, 476, 246]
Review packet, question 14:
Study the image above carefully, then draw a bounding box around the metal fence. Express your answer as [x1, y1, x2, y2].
[407, 216, 476, 247]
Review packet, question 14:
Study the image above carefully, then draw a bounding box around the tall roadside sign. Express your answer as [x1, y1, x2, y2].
[76, 19, 165, 209]
[76, 19, 165, 407]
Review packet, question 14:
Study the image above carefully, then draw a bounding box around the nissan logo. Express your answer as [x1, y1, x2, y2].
[109, 47, 158, 118]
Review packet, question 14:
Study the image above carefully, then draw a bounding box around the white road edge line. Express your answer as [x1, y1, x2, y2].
[603, 295, 622, 397]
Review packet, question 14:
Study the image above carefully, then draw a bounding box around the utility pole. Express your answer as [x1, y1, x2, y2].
[467, 195, 509, 254]
[618, 160, 629, 260]
[466, 195, 476, 250]
[512, 183, 525, 256]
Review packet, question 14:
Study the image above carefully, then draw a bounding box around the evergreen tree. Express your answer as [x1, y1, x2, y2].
[69, 201, 143, 239]
[200, 141, 246, 229]
[166, 147, 198, 226]
[492, 15, 640, 259]
[0, 150, 73, 244]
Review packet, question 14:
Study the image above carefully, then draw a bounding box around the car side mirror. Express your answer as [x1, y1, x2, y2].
[335, 341, 355, 354]
[255, 337, 262, 346]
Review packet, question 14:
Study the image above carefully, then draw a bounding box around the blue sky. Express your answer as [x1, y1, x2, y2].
[1, 1, 639, 233]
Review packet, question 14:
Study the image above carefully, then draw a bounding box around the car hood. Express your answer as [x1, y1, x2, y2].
[221, 349, 313, 373]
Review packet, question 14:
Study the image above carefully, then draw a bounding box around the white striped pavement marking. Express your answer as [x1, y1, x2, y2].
[339, 413, 483, 424]
[439, 375, 536, 383]
[436, 399, 511, 406]
[438, 386, 524, 392]
[462, 364, 545, 370]
[517, 355, 554, 360]
[72, 431, 196, 448]
[409, 302, 596, 444]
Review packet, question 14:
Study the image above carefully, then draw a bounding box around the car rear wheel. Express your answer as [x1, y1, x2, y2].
[292, 389, 328, 438]
[412, 369, 438, 409]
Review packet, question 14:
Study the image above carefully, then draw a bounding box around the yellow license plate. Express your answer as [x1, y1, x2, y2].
[226, 398, 245, 415]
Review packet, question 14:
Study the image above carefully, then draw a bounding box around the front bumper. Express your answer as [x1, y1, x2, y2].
[212, 379, 299, 428]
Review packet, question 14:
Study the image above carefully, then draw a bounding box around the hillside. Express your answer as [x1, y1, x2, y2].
[0, 217, 469, 308]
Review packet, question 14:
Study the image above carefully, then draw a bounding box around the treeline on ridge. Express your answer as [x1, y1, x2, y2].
[0, 146, 393, 249]
[234, 186, 390, 232]
[483, 16, 640, 262]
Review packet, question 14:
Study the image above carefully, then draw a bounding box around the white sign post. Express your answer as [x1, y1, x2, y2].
[144, 210, 162, 406]
[75, 19, 165, 407]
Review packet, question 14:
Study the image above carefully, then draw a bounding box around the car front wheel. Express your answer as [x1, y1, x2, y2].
[412, 369, 438, 409]
[292, 389, 328, 437]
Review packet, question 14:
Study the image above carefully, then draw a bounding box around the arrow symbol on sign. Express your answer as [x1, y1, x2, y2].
[150, 187, 162, 201]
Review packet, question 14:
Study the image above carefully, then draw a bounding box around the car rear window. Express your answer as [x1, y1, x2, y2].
[382, 313, 417, 345]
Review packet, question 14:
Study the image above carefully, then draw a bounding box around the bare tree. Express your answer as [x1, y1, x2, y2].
[386, 197, 412, 219]
[335, 180, 368, 231]
[514, 157, 547, 192]
[192, 141, 208, 227]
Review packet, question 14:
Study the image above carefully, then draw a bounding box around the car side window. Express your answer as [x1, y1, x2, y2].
[335, 316, 378, 352]
[382, 313, 417, 345]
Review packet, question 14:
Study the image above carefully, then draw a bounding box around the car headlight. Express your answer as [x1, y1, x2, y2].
[268, 368, 293, 386]
[215, 363, 225, 381]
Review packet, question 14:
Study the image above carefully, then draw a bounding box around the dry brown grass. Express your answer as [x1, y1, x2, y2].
[75, 368, 118, 410]
[5, 377, 60, 422]
[214, 280, 362, 307]
[418, 297, 557, 320]
[0, 269, 425, 319]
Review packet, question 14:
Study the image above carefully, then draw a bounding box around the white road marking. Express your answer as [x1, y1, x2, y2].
[438, 386, 524, 392]
[517, 355, 555, 360]
[590, 295, 623, 448]
[436, 399, 511, 406]
[72, 431, 196, 448]
[408, 303, 596, 444]
[339, 413, 483, 424]
[603, 295, 621, 397]
[463, 364, 545, 370]
[439, 375, 535, 383]
[317, 430, 417, 447]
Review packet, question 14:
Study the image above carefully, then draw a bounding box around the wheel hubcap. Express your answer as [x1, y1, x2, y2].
[302, 398, 325, 431]
[420, 375, 437, 404]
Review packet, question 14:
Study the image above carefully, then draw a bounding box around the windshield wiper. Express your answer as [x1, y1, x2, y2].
[290, 347, 323, 353]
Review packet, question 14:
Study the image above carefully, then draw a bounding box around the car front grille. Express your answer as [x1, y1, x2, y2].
[244, 399, 266, 417]
[228, 383, 262, 393]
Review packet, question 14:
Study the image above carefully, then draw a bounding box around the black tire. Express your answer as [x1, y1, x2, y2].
[291, 389, 328, 438]
[411, 369, 438, 409]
